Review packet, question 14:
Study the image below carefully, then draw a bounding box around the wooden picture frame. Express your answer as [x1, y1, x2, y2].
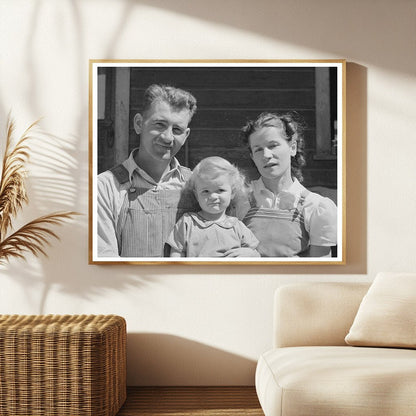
[89, 60, 345, 265]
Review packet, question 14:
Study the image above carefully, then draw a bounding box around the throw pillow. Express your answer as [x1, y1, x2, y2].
[345, 272, 416, 348]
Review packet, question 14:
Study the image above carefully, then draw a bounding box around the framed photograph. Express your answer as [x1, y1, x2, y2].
[89, 60, 345, 265]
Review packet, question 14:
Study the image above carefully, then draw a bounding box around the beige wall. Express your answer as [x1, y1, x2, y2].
[0, 0, 415, 385]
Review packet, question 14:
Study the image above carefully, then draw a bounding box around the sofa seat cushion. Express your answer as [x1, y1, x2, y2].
[256, 346, 416, 416]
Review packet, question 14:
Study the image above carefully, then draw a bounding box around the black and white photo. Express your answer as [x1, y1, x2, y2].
[89, 60, 345, 264]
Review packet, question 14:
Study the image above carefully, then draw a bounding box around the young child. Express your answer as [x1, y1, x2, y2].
[166, 156, 260, 258]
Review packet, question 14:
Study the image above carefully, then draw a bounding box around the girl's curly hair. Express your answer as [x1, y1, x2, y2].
[240, 111, 307, 182]
[187, 156, 249, 213]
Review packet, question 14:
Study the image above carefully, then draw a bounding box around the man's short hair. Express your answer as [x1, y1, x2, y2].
[142, 84, 197, 121]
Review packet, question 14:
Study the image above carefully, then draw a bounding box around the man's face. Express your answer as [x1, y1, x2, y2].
[136, 100, 191, 162]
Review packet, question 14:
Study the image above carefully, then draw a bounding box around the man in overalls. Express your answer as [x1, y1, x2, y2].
[97, 84, 198, 258]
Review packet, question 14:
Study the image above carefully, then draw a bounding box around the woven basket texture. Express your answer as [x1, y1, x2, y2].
[0, 314, 126, 416]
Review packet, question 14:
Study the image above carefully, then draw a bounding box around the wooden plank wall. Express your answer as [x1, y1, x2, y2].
[97, 67, 115, 174]
[128, 67, 337, 188]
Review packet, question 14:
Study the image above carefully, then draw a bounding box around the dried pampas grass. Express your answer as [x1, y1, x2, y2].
[0, 115, 78, 265]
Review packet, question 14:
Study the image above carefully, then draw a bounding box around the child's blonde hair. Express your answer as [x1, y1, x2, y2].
[187, 156, 248, 212]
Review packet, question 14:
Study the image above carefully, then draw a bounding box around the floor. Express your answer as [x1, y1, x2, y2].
[116, 386, 264, 416]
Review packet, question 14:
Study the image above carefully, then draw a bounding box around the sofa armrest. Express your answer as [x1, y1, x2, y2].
[273, 282, 370, 348]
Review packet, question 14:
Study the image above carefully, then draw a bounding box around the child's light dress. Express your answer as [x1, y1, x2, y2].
[166, 212, 259, 257]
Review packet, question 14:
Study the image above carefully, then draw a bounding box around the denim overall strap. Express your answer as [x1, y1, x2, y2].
[243, 189, 310, 257]
[111, 165, 197, 257]
[110, 164, 130, 185]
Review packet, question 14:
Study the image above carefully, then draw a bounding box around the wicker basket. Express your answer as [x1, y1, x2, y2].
[0, 314, 126, 416]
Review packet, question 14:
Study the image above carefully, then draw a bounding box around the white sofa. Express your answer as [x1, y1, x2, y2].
[255, 281, 416, 416]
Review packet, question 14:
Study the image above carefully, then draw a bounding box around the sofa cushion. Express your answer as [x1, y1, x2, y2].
[345, 272, 416, 348]
[256, 346, 416, 416]
[274, 282, 370, 348]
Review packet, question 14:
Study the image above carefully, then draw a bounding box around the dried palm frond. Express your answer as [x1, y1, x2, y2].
[0, 115, 79, 265]
[0, 212, 79, 265]
[0, 117, 36, 238]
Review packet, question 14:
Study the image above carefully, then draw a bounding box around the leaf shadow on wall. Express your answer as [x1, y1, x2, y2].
[0, 127, 147, 314]
[126, 333, 257, 386]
